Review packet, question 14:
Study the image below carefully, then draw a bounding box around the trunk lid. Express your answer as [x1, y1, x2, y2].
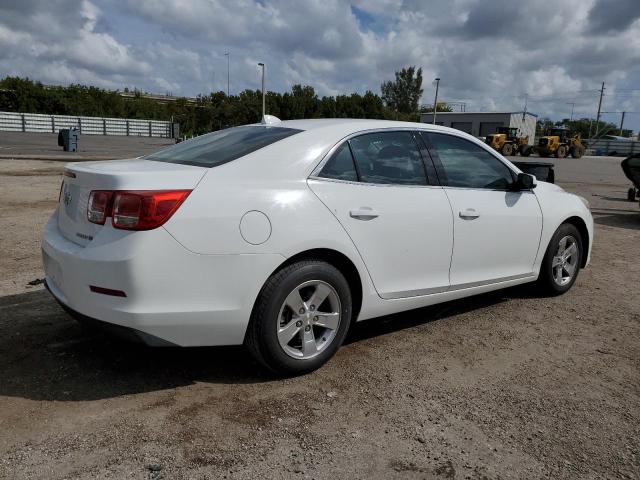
[57, 159, 207, 246]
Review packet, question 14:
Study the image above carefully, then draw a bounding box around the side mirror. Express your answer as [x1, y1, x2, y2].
[515, 172, 537, 190]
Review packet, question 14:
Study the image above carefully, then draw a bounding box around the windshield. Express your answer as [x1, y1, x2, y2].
[145, 125, 302, 167]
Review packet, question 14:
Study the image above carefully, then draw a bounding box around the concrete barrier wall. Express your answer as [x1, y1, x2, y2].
[0, 111, 175, 138]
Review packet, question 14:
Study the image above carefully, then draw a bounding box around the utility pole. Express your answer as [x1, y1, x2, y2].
[522, 93, 528, 121]
[258, 63, 266, 118]
[224, 52, 230, 97]
[566, 102, 575, 121]
[620, 111, 626, 136]
[432, 78, 440, 125]
[595, 81, 605, 138]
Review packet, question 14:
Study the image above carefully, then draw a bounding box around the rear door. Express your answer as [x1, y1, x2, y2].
[422, 131, 542, 288]
[308, 130, 453, 299]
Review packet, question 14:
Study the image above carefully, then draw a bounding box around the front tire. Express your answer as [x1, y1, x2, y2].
[538, 223, 583, 295]
[245, 260, 352, 375]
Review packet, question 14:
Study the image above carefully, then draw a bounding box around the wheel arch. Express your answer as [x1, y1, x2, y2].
[563, 216, 590, 268]
[257, 248, 364, 322]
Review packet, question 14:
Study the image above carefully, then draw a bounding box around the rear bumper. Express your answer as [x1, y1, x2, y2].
[42, 212, 285, 346]
[46, 279, 175, 346]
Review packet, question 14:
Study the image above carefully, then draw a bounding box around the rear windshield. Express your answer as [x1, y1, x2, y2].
[145, 126, 302, 167]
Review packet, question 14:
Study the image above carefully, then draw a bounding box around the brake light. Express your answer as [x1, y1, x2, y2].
[87, 190, 113, 225]
[87, 190, 191, 230]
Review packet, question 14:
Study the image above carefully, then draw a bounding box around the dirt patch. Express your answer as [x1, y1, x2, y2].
[0, 157, 638, 479]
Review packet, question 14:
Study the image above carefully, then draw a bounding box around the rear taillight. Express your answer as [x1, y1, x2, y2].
[87, 190, 114, 225]
[87, 190, 191, 230]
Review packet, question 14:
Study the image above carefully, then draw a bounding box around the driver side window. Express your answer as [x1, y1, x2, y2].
[425, 132, 514, 190]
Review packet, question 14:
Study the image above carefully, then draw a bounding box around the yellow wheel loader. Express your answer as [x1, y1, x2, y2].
[536, 127, 585, 159]
[485, 127, 532, 156]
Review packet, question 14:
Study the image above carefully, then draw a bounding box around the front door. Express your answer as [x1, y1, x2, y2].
[422, 131, 543, 288]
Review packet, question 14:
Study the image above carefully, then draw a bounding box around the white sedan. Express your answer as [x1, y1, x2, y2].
[42, 118, 593, 374]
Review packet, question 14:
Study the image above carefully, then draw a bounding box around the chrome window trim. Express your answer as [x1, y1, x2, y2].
[420, 129, 523, 188]
[309, 127, 526, 191]
[441, 185, 536, 193]
[309, 127, 432, 181]
[307, 176, 445, 189]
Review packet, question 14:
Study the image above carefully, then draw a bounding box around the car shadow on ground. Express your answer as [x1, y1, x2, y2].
[0, 284, 548, 402]
[591, 207, 640, 230]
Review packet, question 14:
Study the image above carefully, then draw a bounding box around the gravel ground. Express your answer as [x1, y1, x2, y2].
[0, 153, 639, 479]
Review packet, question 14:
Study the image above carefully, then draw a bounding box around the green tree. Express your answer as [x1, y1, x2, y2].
[380, 66, 423, 114]
[420, 102, 453, 113]
[536, 117, 629, 139]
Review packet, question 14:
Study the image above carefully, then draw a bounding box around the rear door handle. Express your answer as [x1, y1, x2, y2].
[459, 208, 480, 219]
[350, 207, 379, 220]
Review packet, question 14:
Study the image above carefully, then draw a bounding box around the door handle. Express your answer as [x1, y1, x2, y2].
[459, 208, 480, 219]
[350, 207, 379, 220]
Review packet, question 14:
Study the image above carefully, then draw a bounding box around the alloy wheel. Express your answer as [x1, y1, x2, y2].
[276, 280, 341, 359]
[552, 235, 579, 286]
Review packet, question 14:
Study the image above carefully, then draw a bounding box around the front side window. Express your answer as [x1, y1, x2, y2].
[145, 126, 301, 168]
[424, 132, 514, 189]
[349, 131, 427, 185]
[318, 143, 358, 182]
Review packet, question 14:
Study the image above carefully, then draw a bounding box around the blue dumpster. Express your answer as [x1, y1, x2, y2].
[58, 127, 79, 152]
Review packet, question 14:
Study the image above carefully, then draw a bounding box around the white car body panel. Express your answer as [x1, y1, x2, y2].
[307, 179, 453, 298]
[42, 119, 593, 347]
[443, 188, 542, 287]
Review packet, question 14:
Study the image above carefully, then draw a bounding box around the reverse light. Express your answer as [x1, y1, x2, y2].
[87, 190, 114, 225]
[87, 190, 191, 230]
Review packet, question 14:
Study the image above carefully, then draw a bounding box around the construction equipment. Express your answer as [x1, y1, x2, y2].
[622, 154, 640, 203]
[485, 127, 533, 156]
[536, 126, 585, 159]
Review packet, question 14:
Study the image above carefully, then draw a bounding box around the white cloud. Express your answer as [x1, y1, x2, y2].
[0, 0, 639, 129]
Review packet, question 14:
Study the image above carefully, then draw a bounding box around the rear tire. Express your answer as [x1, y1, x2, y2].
[537, 223, 583, 295]
[555, 145, 567, 158]
[245, 260, 352, 376]
[570, 145, 585, 159]
[520, 146, 532, 157]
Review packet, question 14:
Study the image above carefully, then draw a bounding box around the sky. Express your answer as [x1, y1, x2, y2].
[1, 0, 639, 132]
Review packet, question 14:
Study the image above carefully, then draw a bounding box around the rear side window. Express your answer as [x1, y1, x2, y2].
[424, 132, 514, 189]
[318, 143, 358, 182]
[145, 126, 302, 167]
[349, 131, 427, 185]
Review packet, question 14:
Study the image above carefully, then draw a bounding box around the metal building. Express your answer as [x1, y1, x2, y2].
[420, 111, 537, 145]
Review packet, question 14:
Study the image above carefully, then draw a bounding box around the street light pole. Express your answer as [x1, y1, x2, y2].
[432, 78, 440, 125]
[224, 52, 230, 97]
[258, 62, 265, 118]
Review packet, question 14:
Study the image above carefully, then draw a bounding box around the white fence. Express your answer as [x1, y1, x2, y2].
[0, 111, 175, 138]
[586, 139, 639, 156]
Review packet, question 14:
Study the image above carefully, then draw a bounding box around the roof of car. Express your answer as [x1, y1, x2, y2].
[252, 118, 451, 135]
